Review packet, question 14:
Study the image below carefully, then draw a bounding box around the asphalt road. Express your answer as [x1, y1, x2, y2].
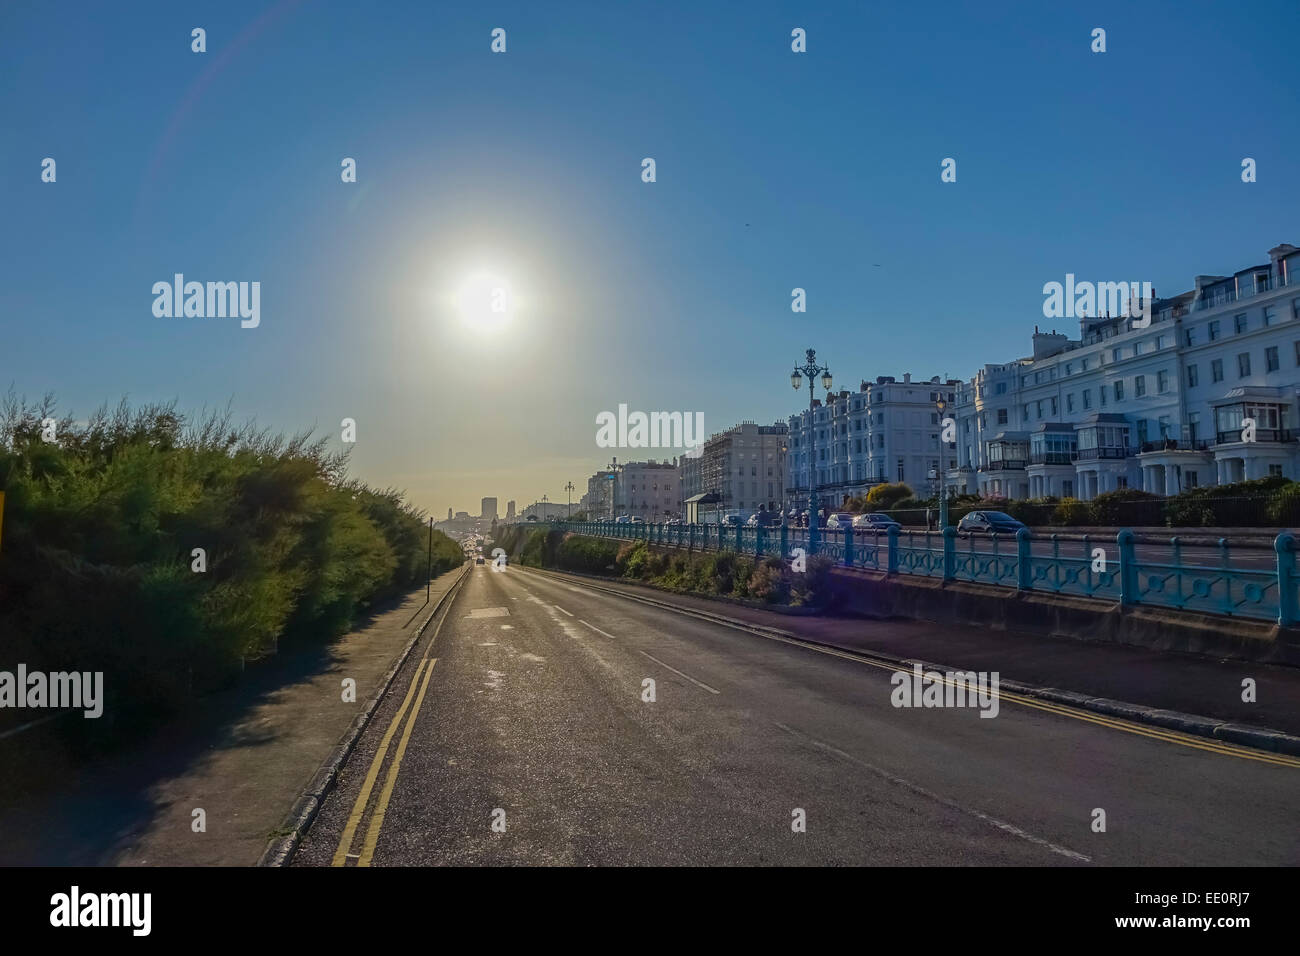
[293, 563, 1300, 866]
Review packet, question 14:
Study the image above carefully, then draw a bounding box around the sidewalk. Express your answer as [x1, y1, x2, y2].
[0, 568, 463, 866]
[539, 569, 1300, 738]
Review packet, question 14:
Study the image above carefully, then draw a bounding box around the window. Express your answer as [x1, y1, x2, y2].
[1156, 335, 1167, 349]
[995, 382, 1007, 395]
[1211, 359, 1224, 383]
[1100, 386, 1107, 407]
[997, 408, 1008, 425]
[1235, 313, 1247, 334]
[1066, 393, 1074, 412]
[897, 458, 905, 482]
[1271, 464, 1284, 478]
[1114, 381, 1124, 401]
[1238, 352, 1251, 378]
[1134, 341, 1143, 356]
[1065, 363, 1073, 375]
[1293, 297, 1300, 320]
[1157, 370, 1169, 393]
[1188, 412, 1200, 443]
[1050, 397, 1058, 415]
[1083, 390, 1092, 409]
[1187, 364, 1199, 387]
[1265, 306, 1278, 327]
[1267, 346, 1280, 372]
[1036, 400, 1043, 417]
[1081, 358, 1090, 371]
[1112, 347, 1123, 362]
[1209, 320, 1221, 341]
[1134, 375, 1146, 397]
[1185, 329, 1195, 347]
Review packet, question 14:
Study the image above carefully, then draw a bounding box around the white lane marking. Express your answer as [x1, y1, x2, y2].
[567, 587, 582, 593]
[639, 651, 720, 695]
[500, 624, 513, 630]
[553, 604, 574, 617]
[578, 619, 617, 640]
[772, 721, 1090, 863]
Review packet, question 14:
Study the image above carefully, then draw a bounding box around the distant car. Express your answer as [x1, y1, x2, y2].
[853, 512, 901, 531]
[665, 518, 682, 525]
[630, 516, 645, 524]
[958, 510, 1027, 534]
[720, 514, 745, 527]
[615, 515, 631, 524]
[475, 556, 485, 565]
[823, 512, 856, 531]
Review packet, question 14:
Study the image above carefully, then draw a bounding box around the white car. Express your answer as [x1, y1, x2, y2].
[823, 512, 856, 531]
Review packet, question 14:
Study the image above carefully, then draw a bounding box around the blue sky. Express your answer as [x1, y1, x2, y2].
[2, 0, 1298, 515]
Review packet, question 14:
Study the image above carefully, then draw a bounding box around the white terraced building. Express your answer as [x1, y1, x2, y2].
[943, 242, 1300, 501]
[784, 374, 960, 515]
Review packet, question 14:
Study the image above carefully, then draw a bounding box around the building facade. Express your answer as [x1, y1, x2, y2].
[685, 421, 788, 519]
[785, 374, 959, 514]
[943, 241, 1300, 501]
[615, 459, 680, 520]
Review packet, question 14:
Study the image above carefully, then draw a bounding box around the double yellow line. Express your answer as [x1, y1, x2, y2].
[836, 651, 1300, 769]
[332, 572, 465, 866]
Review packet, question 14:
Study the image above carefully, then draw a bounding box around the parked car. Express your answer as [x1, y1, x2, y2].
[475, 556, 485, 565]
[630, 516, 645, 524]
[720, 514, 745, 527]
[853, 512, 901, 531]
[957, 510, 1027, 534]
[823, 512, 856, 531]
[615, 515, 630, 524]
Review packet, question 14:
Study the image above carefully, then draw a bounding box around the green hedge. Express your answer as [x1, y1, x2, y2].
[0, 393, 457, 738]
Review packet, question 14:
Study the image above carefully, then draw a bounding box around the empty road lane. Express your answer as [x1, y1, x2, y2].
[292, 564, 1300, 866]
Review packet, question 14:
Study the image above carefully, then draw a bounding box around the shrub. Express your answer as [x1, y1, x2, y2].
[0, 392, 448, 738]
[866, 482, 914, 509]
[1089, 488, 1163, 527]
[1052, 498, 1091, 526]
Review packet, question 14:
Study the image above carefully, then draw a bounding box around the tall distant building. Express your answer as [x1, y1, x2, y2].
[447, 507, 453, 520]
[506, 500, 516, 521]
[481, 497, 498, 521]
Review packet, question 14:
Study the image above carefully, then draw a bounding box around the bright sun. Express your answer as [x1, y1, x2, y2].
[453, 270, 515, 333]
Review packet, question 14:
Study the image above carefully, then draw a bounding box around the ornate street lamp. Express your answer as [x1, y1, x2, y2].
[936, 395, 949, 528]
[791, 348, 831, 550]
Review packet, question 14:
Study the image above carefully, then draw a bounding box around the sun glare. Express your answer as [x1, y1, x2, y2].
[453, 270, 515, 333]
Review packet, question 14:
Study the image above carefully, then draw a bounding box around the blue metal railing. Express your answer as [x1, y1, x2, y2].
[543, 520, 1300, 625]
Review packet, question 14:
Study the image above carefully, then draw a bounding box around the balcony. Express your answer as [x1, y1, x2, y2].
[983, 459, 1027, 471]
[1139, 438, 1212, 453]
[1216, 429, 1295, 445]
[1073, 447, 1129, 461]
[1029, 451, 1073, 465]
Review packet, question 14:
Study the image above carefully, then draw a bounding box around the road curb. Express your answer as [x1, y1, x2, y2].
[256, 564, 470, 867]
[523, 566, 1300, 759]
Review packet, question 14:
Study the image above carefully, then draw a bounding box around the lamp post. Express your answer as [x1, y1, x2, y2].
[936, 395, 949, 529]
[791, 348, 832, 551]
[564, 481, 574, 520]
[606, 457, 619, 520]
